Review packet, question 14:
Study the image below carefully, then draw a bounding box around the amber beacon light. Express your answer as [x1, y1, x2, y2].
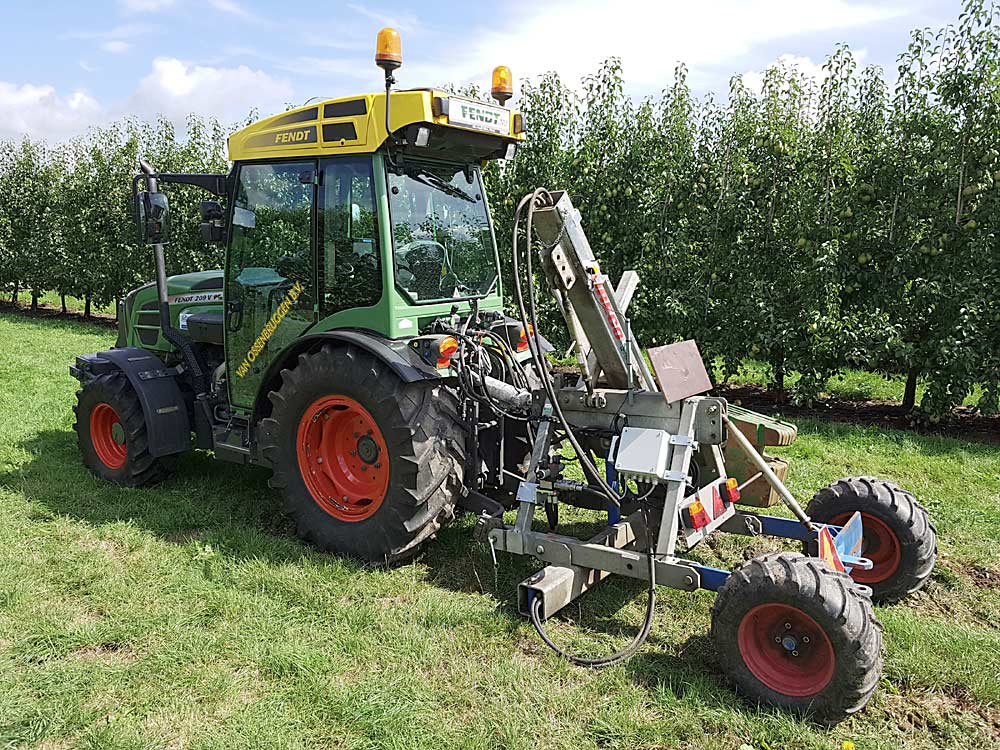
[491, 65, 513, 104]
[375, 27, 402, 71]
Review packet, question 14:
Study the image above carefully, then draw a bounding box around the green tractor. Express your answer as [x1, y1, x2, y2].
[72, 29, 936, 721]
[75, 36, 532, 563]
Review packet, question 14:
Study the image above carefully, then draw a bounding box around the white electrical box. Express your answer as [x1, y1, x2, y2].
[612, 427, 671, 481]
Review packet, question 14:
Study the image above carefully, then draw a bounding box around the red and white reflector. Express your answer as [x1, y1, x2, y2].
[712, 484, 726, 517]
[592, 276, 626, 342]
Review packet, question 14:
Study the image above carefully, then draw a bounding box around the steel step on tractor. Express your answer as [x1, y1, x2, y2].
[71, 29, 937, 723]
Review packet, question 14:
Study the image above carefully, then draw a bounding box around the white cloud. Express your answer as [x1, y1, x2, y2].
[0, 58, 293, 142]
[126, 57, 293, 124]
[101, 40, 132, 54]
[61, 23, 152, 40]
[0, 82, 101, 141]
[347, 2, 425, 34]
[740, 49, 870, 95]
[400, 0, 901, 97]
[119, 0, 175, 11]
[208, 0, 258, 21]
[79, 60, 98, 73]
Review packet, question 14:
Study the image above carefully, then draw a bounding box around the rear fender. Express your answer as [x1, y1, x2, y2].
[253, 330, 443, 419]
[71, 347, 191, 457]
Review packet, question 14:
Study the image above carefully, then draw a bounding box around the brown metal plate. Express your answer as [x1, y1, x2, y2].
[648, 340, 712, 403]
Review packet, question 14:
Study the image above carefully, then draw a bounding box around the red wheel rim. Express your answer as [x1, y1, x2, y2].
[737, 603, 835, 697]
[296, 395, 389, 522]
[90, 402, 127, 470]
[831, 512, 901, 584]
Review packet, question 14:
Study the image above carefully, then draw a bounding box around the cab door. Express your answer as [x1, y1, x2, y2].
[225, 160, 317, 408]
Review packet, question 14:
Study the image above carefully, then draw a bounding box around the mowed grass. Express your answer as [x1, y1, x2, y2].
[0, 311, 998, 750]
[716, 359, 984, 407]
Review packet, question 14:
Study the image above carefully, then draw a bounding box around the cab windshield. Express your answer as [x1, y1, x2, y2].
[386, 160, 499, 303]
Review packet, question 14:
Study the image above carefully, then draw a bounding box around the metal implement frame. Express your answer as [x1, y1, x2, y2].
[487, 188, 872, 622]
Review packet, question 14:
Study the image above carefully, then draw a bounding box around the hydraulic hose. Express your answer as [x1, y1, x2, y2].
[529, 538, 656, 667]
[510, 187, 659, 665]
[509, 189, 624, 507]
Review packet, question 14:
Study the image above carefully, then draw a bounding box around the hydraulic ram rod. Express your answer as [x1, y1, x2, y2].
[723, 415, 815, 531]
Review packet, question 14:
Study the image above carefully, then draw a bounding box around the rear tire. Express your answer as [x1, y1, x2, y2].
[74, 372, 175, 486]
[711, 552, 882, 724]
[805, 476, 936, 603]
[259, 344, 466, 564]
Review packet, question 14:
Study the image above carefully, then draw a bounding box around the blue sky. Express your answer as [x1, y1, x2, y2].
[0, 0, 960, 142]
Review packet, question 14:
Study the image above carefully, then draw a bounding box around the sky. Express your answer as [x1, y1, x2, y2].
[0, 0, 961, 143]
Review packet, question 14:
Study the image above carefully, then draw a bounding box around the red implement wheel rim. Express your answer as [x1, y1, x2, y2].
[90, 402, 127, 470]
[296, 395, 389, 522]
[737, 603, 835, 697]
[831, 512, 901, 584]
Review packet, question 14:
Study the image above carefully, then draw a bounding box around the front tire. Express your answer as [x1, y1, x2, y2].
[806, 476, 936, 603]
[710, 552, 882, 724]
[74, 372, 175, 486]
[259, 344, 465, 564]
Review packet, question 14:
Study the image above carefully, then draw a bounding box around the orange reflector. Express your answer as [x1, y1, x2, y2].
[437, 336, 458, 368]
[683, 499, 711, 529]
[721, 476, 741, 503]
[516, 324, 534, 352]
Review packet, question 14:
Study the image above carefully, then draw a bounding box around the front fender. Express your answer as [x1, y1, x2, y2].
[71, 347, 191, 457]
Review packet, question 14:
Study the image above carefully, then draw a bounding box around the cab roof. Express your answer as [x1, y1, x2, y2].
[228, 89, 525, 162]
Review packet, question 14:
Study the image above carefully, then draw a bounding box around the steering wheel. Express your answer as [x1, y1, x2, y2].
[396, 239, 447, 266]
[396, 239, 450, 294]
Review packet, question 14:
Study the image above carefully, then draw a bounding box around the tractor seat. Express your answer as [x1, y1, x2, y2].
[185, 311, 224, 346]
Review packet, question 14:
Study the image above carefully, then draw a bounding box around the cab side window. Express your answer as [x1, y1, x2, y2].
[320, 156, 382, 314]
[229, 161, 315, 295]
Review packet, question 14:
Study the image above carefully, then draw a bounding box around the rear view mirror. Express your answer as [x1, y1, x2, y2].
[135, 191, 170, 244]
[199, 200, 225, 243]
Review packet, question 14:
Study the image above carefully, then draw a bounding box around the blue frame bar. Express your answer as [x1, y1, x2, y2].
[605, 458, 621, 526]
[688, 563, 731, 591]
[755, 513, 844, 543]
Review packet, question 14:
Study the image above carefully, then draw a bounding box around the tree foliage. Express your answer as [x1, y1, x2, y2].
[0, 2, 997, 418]
[484, 0, 1000, 417]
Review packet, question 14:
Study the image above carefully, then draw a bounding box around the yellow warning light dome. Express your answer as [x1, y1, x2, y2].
[491, 65, 513, 104]
[375, 27, 402, 71]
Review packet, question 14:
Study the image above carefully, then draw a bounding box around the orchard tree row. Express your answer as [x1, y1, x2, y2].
[1, 1, 997, 417]
[0, 115, 232, 317]
[485, 0, 1000, 417]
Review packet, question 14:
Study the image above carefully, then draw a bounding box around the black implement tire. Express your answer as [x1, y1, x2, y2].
[259, 344, 465, 565]
[711, 552, 883, 724]
[805, 476, 936, 603]
[74, 371, 175, 486]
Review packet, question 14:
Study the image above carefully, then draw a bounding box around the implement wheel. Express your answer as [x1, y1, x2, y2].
[259, 344, 465, 564]
[806, 476, 936, 603]
[710, 552, 882, 724]
[74, 372, 175, 486]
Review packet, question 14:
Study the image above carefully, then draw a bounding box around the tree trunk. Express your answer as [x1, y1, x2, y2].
[11, 282, 18, 303]
[60, 293, 67, 314]
[902, 366, 920, 411]
[30, 290, 39, 311]
[773, 348, 786, 402]
[84, 295, 92, 319]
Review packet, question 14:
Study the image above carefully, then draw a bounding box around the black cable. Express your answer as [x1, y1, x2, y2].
[510, 189, 624, 507]
[529, 515, 657, 668]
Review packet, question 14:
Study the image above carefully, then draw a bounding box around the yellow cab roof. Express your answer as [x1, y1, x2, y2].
[228, 88, 526, 162]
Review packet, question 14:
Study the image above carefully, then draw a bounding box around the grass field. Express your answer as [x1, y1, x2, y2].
[714, 359, 983, 408]
[1, 311, 999, 750]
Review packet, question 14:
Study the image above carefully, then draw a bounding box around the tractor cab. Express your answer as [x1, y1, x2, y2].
[120, 50, 526, 413]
